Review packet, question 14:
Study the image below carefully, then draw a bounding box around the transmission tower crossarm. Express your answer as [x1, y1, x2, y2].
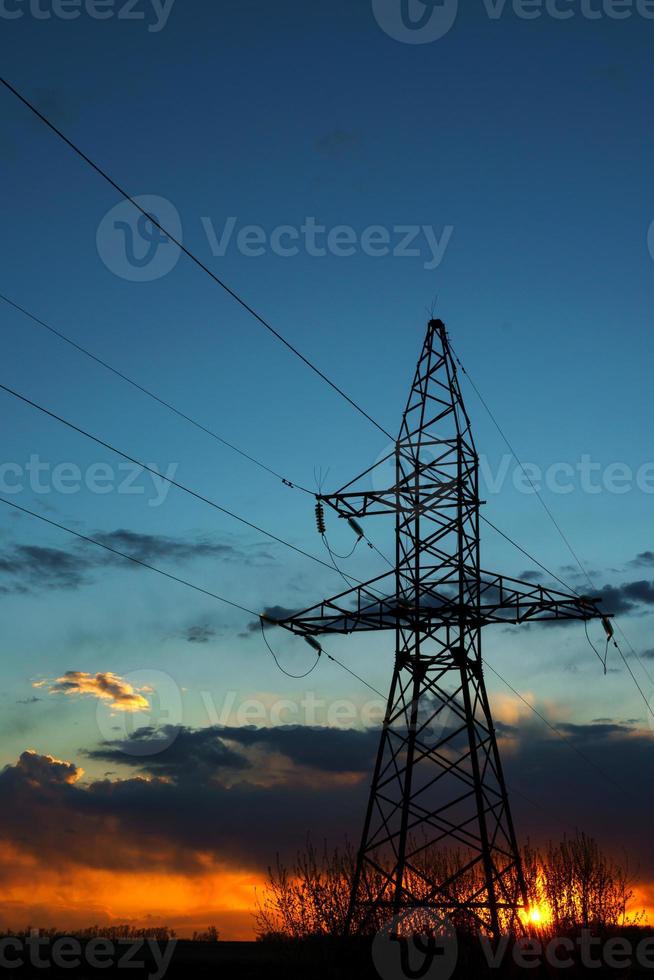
[475, 569, 607, 625]
[267, 566, 606, 639]
[266, 570, 397, 637]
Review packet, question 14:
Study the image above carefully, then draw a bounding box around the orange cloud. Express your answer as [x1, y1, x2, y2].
[0, 840, 262, 939]
[43, 671, 150, 712]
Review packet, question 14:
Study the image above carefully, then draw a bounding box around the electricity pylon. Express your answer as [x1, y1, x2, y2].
[272, 319, 607, 938]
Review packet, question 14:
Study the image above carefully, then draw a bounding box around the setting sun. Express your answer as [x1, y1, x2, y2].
[520, 902, 553, 930]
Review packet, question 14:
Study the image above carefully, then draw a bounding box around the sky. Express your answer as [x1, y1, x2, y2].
[0, 0, 653, 939]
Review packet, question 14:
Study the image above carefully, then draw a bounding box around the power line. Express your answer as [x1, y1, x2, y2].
[259, 617, 321, 679]
[0, 495, 386, 697]
[452, 344, 654, 706]
[2, 290, 396, 569]
[0, 379, 370, 585]
[451, 342, 589, 580]
[485, 659, 631, 796]
[614, 622, 654, 687]
[0, 76, 393, 442]
[0, 291, 312, 494]
[612, 639, 654, 722]
[321, 649, 387, 699]
[480, 514, 578, 595]
[0, 495, 258, 617]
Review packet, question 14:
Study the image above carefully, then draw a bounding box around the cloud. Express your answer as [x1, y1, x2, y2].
[628, 551, 654, 568]
[0, 545, 90, 593]
[642, 649, 654, 660]
[46, 671, 150, 712]
[247, 606, 301, 632]
[519, 570, 543, 582]
[93, 529, 237, 565]
[621, 581, 654, 604]
[183, 624, 216, 644]
[0, 529, 250, 595]
[14, 749, 82, 785]
[86, 724, 378, 781]
[588, 580, 654, 615]
[1, 716, 654, 896]
[87, 725, 251, 780]
[0, 744, 367, 876]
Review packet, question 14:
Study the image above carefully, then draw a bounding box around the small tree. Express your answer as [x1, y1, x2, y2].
[192, 925, 220, 942]
[255, 833, 644, 940]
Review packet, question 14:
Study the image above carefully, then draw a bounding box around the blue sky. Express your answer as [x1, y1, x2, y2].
[0, 0, 653, 929]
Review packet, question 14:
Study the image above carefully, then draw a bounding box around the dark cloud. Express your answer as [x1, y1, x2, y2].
[16, 697, 41, 705]
[588, 581, 654, 615]
[87, 725, 251, 781]
[2, 716, 654, 882]
[247, 605, 301, 632]
[519, 570, 543, 582]
[86, 724, 378, 780]
[642, 649, 654, 661]
[554, 721, 633, 741]
[628, 551, 654, 569]
[224, 725, 379, 774]
[0, 529, 249, 595]
[0, 545, 89, 594]
[621, 580, 654, 604]
[93, 529, 237, 565]
[183, 624, 217, 644]
[0, 745, 366, 875]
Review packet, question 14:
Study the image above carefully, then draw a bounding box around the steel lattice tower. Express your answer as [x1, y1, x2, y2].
[273, 319, 605, 938]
